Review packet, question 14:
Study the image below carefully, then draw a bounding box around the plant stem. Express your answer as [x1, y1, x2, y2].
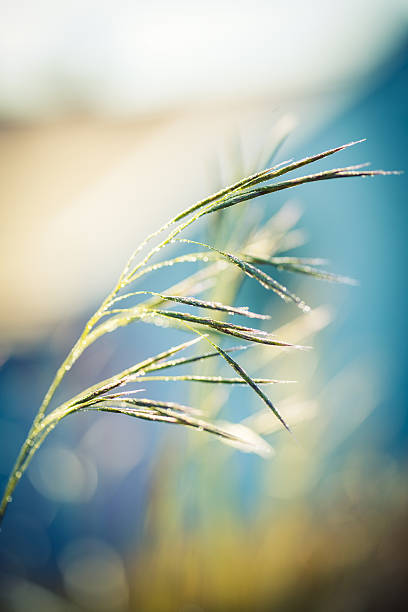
[0, 288, 118, 525]
[0, 422, 42, 522]
[0, 201, 197, 523]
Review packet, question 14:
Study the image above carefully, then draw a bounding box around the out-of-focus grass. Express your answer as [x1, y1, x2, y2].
[130, 459, 408, 611]
[127, 326, 397, 611]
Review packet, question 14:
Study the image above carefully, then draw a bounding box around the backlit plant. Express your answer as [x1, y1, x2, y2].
[0, 138, 397, 525]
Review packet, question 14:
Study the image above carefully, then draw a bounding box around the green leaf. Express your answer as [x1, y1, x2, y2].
[171, 140, 366, 223]
[205, 166, 400, 215]
[126, 252, 217, 282]
[80, 400, 272, 456]
[178, 326, 292, 433]
[208, 343, 292, 432]
[148, 309, 305, 348]
[242, 255, 357, 285]
[110, 291, 269, 319]
[176, 239, 310, 311]
[245, 139, 366, 188]
[69, 336, 205, 407]
[137, 375, 295, 384]
[143, 345, 249, 373]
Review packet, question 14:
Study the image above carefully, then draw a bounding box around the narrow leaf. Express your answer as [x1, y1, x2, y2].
[69, 336, 205, 407]
[176, 239, 310, 311]
[142, 345, 249, 373]
[245, 139, 366, 188]
[180, 326, 292, 432]
[208, 343, 292, 432]
[149, 309, 304, 348]
[242, 255, 357, 285]
[81, 402, 272, 455]
[172, 160, 294, 222]
[206, 167, 400, 215]
[110, 291, 269, 319]
[100, 396, 202, 415]
[138, 375, 295, 384]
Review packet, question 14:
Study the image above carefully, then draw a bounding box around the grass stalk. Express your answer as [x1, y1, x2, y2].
[0, 137, 398, 526]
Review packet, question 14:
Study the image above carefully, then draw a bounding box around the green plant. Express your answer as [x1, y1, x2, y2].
[0, 138, 396, 525]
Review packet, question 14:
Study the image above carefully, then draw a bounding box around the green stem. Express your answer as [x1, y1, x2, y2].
[0, 421, 45, 523]
[0, 205, 202, 523]
[0, 286, 121, 525]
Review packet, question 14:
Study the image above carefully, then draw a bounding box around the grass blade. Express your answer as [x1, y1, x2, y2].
[68, 336, 205, 407]
[110, 291, 269, 319]
[137, 375, 295, 384]
[81, 401, 272, 455]
[179, 326, 292, 432]
[206, 167, 400, 215]
[245, 139, 366, 188]
[171, 141, 366, 223]
[242, 255, 357, 285]
[142, 345, 249, 373]
[176, 239, 310, 311]
[149, 309, 305, 348]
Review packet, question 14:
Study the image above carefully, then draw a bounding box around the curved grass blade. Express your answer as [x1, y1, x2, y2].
[68, 336, 205, 408]
[109, 291, 269, 320]
[138, 375, 295, 384]
[170, 139, 367, 224]
[142, 345, 249, 373]
[172, 160, 293, 223]
[149, 309, 304, 348]
[242, 255, 357, 285]
[245, 256, 329, 266]
[176, 238, 310, 311]
[171, 141, 377, 233]
[126, 252, 217, 283]
[205, 167, 400, 215]
[100, 396, 201, 416]
[80, 400, 272, 455]
[178, 325, 292, 433]
[245, 139, 366, 188]
[269, 263, 357, 285]
[149, 309, 266, 334]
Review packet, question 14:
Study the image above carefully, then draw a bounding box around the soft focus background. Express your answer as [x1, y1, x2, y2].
[0, 2, 408, 611]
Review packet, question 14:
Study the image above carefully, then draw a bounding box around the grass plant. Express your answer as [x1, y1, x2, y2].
[0, 137, 398, 525]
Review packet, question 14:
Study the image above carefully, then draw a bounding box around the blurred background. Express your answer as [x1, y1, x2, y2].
[0, 1, 407, 610]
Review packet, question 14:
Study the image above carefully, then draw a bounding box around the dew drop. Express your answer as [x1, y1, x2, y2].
[6, 496, 12, 503]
